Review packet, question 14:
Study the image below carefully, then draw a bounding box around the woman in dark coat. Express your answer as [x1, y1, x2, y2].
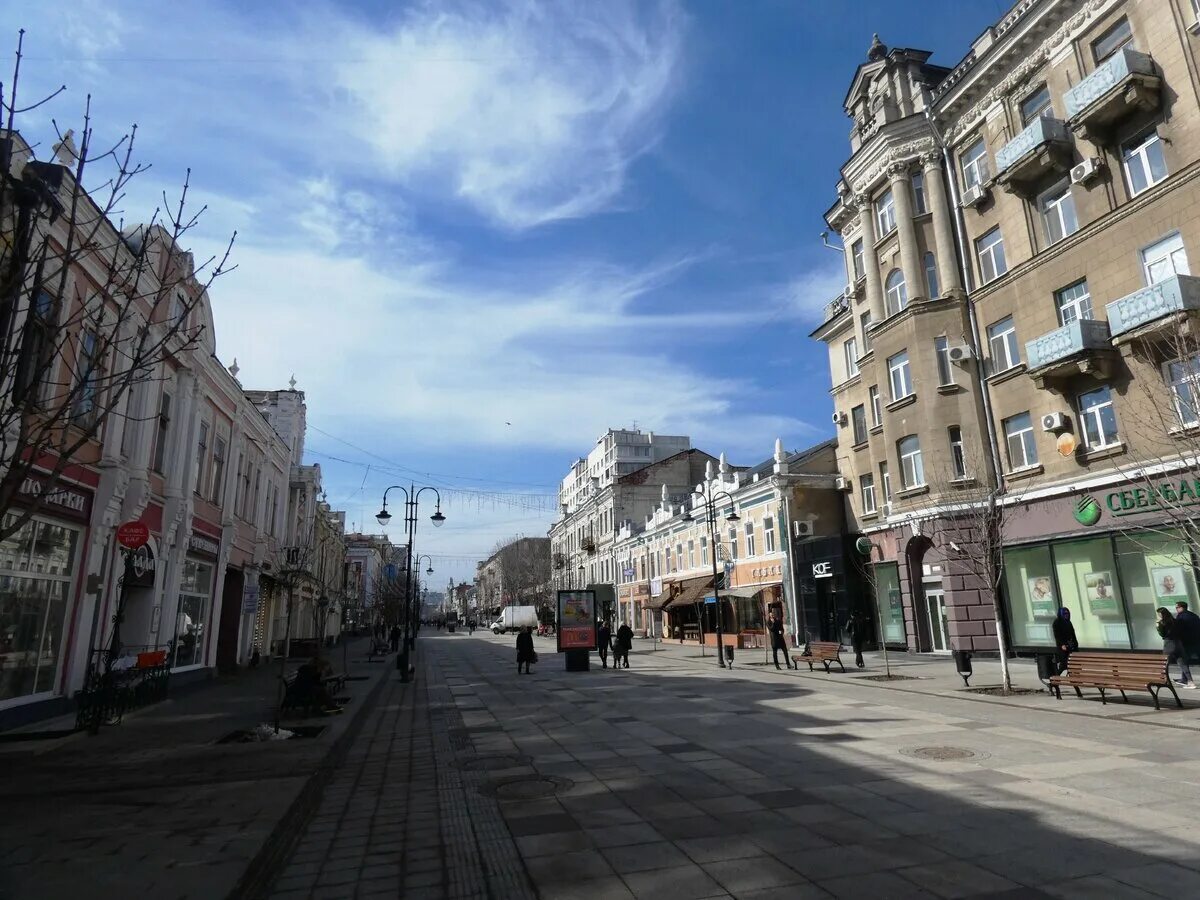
[1052, 607, 1078, 674]
[516, 626, 535, 674]
[846, 610, 869, 669]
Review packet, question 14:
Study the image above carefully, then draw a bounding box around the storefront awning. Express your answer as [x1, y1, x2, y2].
[721, 585, 766, 599]
[664, 575, 714, 609]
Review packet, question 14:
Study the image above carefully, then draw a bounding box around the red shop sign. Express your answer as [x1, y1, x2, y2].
[116, 521, 150, 549]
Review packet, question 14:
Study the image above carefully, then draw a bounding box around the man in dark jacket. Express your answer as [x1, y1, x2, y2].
[614, 621, 634, 669]
[597, 621, 612, 668]
[389, 624, 401, 652]
[1175, 602, 1200, 671]
[1052, 607, 1078, 675]
[846, 610, 869, 669]
[516, 626, 535, 674]
[767, 611, 794, 670]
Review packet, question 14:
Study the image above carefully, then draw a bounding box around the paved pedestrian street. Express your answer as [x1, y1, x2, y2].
[267, 632, 1200, 899]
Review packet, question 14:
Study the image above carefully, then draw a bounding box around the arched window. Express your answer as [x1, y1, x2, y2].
[886, 269, 908, 315]
[924, 252, 939, 298]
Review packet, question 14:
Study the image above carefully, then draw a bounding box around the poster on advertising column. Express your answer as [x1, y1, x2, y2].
[557, 590, 596, 652]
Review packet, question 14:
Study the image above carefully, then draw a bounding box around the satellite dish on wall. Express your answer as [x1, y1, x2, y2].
[1056, 433, 1077, 457]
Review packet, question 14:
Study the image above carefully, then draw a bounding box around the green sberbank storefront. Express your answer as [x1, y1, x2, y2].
[1002, 476, 1200, 653]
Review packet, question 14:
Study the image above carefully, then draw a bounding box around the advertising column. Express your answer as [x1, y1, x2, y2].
[557, 590, 597, 672]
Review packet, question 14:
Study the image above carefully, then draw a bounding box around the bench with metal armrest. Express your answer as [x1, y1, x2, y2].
[800, 641, 846, 674]
[1048, 651, 1180, 710]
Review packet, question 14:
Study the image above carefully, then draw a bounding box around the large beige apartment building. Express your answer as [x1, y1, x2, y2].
[814, 0, 1200, 657]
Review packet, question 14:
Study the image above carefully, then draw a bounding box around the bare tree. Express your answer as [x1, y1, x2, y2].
[491, 536, 552, 608]
[0, 33, 235, 540]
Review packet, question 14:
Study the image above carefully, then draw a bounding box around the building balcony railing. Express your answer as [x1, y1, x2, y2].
[1025, 318, 1114, 387]
[1106, 274, 1200, 342]
[995, 116, 1072, 193]
[1064, 47, 1161, 139]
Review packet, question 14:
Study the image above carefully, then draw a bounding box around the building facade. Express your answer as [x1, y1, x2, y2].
[814, 0, 1200, 657]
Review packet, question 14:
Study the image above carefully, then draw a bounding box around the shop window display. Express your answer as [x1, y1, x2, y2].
[1054, 538, 1130, 648]
[1003, 544, 1057, 647]
[1115, 532, 1198, 651]
[172, 558, 213, 669]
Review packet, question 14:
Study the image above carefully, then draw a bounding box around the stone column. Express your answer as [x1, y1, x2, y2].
[888, 164, 925, 303]
[855, 197, 885, 323]
[922, 151, 963, 296]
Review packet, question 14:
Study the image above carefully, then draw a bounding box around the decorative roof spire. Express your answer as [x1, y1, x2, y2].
[774, 438, 787, 476]
[288, 374, 297, 390]
[705, 459, 715, 480]
[719, 452, 730, 475]
[228, 357, 239, 379]
[868, 33, 887, 62]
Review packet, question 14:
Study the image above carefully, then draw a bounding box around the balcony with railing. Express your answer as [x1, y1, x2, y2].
[1107, 274, 1200, 342]
[1064, 48, 1161, 139]
[995, 116, 1072, 194]
[1025, 318, 1114, 388]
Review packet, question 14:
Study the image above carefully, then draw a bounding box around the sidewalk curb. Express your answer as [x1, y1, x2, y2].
[228, 656, 398, 900]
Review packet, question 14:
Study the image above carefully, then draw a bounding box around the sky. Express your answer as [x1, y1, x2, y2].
[3, 0, 1004, 588]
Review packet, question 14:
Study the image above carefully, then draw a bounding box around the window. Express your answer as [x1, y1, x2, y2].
[763, 517, 776, 553]
[844, 337, 859, 378]
[1092, 17, 1133, 64]
[880, 462, 892, 502]
[1142, 232, 1189, 284]
[961, 138, 990, 189]
[949, 426, 967, 479]
[1020, 84, 1052, 125]
[988, 316, 1020, 373]
[1040, 182, 1078, 245]
[170, 292, 188, 328]
[1003, 412, 1039, 470]
[869, 385, 882, 427]
[152, 391, 172, 473]
[851, 404, 868, 445]
[885, 269, 908, 315]
[1123, 131, 1168, 197]
[665, 547, 672, 572]
[173, 558, 214, 669]
[210, 434, 227, 504]
[876, 188, 896, 235]
[1078, 386, 1119, 449]
[687, 540, 695, 568]
[727, 526, 738, 561]
[924, 252, 939, 298]
[194, 422, 209, 494]
[851, 239, 865, 280]
[935, 336, 954, 386]
[72, 330, 102, 425]
[1056, 281, 1094, 326]
[860, 474, 877, 515]
[1194, 0, 1200, 25]
[897, 435, 924, 489]
[912, 171, 927, 214]
[745, 522, 756, 557]
[14, 290, 57, 403]
[676, 543, 683, 569]
[700, 536, 708, 565]
[888, 351, 913, 400]
[1167, 355, 1200, 426]
[976, 227, 1008, 284]
[860, 312, 873, 353]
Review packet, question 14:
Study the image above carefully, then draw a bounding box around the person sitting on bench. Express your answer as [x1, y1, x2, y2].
[296, 657, 340, 713]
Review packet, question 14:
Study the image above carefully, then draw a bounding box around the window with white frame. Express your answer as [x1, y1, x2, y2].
[987, 316, 1020, 373]
[912, 171, 927, 214]
[1193, 0, 1200, 25]
[1003, 412, 1039, 469]
[897, 435, 924, 489]
[880, 462, 892, 502]
[727, 526, 738, 560]
[665, 547, 672, 572]
[152, 390, 172, 473]
[1055, 280, 1094, 326]
[1092, 17, 1133, 64]
[924, 252, 939, 298]
[676, 543, 683, 569]
[1078, 386, 1119, 449]
[851, 404, 868, 445]
[860, 474, 877, 515]
[763, 516, 776, 552]
[688, 540, 695, 568]
[888, 350, 913, 400]
[194, 422, 209, 495]
[852, 239, 865, 280]
[876, 187, 896, 235]
[1167, 355, 1200, 426]
[961, 138, 989, 189]
[935, 336, 954, 386]
[869, 385, 882, 426]
[72, 329, 102, 426]
[885, 268, 908, 315]
[1142, 232, 1190, 284]
[844, 337, 859, 378]
[745, 522, 756, 557]
[976, 227, 1008, 284]
[1123, 130, 1168, 197]
[1019, 84, 1052, 125]
[1040, 181, 1078, 245]
[700, 536, 709, 565]
[949, 426, 967, 479]
[860, 311, 873, 353]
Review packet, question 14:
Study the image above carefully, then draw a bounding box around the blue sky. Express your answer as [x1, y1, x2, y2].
[4, 0, 1002, 587]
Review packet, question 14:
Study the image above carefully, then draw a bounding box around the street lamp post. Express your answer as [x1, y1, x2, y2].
[376, 485, 445, 682]
[682, 484, 740, 670]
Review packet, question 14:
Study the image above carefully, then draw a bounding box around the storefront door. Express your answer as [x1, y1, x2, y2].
[925, 589, 949, 653]
[816, 580, 837, 642]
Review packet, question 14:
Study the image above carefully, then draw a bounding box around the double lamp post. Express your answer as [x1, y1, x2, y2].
[681, 482, 739, 669]
[376, 485, 444, 682]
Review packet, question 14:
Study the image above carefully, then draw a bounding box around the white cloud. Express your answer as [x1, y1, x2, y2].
[778, 258, 850, 322]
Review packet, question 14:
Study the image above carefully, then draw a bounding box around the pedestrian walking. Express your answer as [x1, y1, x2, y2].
[614, 620, 634, 669]
[846, 610, 868, 669]
[516, 626, 536, 675]
[1174, 601, 1200, 687]
[1052, 607, 1078, 675]
[389, 624, 401, 652]
[767, 610, 795, 670]
[1156, 607, 1195, 688]
[597, 620, 612, 668]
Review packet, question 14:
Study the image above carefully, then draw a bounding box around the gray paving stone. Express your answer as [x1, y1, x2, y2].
[703, 856, 808, 893]
[622, 863, 728, 900]
[897, 860, 1022, 898]
[819, 871, 939, 899]
[601, 840, 692, 873]
[525, 849, 615, 885]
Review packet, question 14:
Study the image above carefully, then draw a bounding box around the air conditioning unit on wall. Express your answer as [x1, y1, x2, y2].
[1071, 157, 1105, 186]
[948, 344, 974, 364]
[962, 184, 989, 209]
[793, 520, 814, 538]
[1042, 411, 1068, 432]
[832, 410, 847, 426]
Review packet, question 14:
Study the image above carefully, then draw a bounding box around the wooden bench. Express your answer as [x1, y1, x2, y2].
[800, 641, 846, 673]
[1048, 651, 1180, 710]
[280, 669, 345, 716]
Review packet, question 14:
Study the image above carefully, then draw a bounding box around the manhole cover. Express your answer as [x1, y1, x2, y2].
[902, 746, 977, 761]
[480, 774, 572, 800]
[457, 754, 531, 771]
